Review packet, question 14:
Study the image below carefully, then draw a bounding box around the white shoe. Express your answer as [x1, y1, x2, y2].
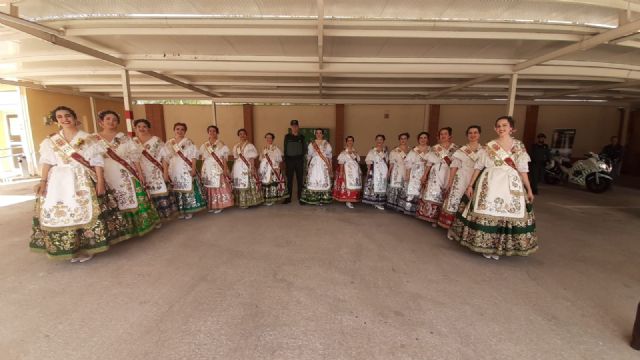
[374, 205, 385, 210]
[482, 254, 492, 259]
[184, 214, 193, 220]
[265, 202, 274, 206]
[491, 255, 500, 260]
[214, 209, 222, 214]
[78, 254, 93, 263]
[346, 202, 354, 209]
[208, 209, 215, 213]
[70, 257, 80, 263]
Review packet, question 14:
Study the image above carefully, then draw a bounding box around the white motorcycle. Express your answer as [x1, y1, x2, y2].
[544, 152, 613, 193]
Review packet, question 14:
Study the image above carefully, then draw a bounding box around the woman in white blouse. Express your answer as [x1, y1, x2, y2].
[232, 128, 264, 208]
[259, 132, 288, 205]
[200, 125, 234, 213]
[332, 136, 362, 208]
[165, 122, 207, 219]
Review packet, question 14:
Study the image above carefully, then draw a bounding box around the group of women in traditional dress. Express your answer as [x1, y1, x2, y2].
[30, 106, 538, 263]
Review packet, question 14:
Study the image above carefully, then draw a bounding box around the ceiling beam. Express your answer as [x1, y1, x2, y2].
[317, 0, 324, 96]
[549, 0, 640, 12]
[0, 78, 115, 100]
[138, 71, 222, 97]
[513, 17, 640, 72]
[0, 12, 219, 98]
[63, 26, 585, 42]
[425, 75, 502, 98]
[531, 79, 640, 99]
[429, 18, 640, 99]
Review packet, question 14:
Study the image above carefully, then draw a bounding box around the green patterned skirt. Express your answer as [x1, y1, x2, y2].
[447, 195, 538, 256]
[30, 191, 131, 260]
[234, 176, 264, 208]
[117, 179, 161, 240]
[300, 188, 333, 205]
[262, 180, 288, 205]
[173, 178, 207, 214]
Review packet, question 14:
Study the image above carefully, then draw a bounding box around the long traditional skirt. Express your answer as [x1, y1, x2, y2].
[173, 178, 207, 214]
[300, 187, 332, 205]
[117, 179, 161, 240]
[262, 180, 288, 205]
[151, 192, 179, 220]
[397, 191, 420, 215]
[362, 171, 386, 206]
[234, 176, 264, 208]
[385, 184, 406, 211]
[447, 195, 538, 256]
[437, 207, 456, 229]
[207, 176, 235, 210]
[415, 199, 442, 223]
[30, 191, 131, 260]
[332, 172, 361, 202]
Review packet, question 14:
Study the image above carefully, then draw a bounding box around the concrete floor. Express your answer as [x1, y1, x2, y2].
[0, 180, 638, 360]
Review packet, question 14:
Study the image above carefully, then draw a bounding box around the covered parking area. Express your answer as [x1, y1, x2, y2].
[0, 1, 639, 359]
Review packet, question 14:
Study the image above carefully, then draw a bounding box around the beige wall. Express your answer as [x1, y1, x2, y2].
[345, 104, 426, 149]
[215, 105, 244, 147]
[253, 105, 336, 151]
[23, 90, 622, 165]
[163, 104, 215, 146]
[131, 104, 146, 120]
[538, 105, 619, 156]
[94, 98, 128, 133]
[440, 105, 527, 145]
[25, 89, 95, 153]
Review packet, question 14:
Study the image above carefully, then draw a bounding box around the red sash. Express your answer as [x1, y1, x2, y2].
[238, 151, 262, 191]
[95, 135, 144, 184]
[141, 150, 163, 172]
[264, 152, 286, 193]
[311, 140, 332, 176]
[106, 147, 144, 183]
[48, 133, 96, 178]
[171, 139, 201, 181]
[206, 142, 231, 182]
[134, 138, 164, 172]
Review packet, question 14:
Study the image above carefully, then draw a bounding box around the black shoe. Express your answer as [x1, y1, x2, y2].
[283, 198, 291, 204]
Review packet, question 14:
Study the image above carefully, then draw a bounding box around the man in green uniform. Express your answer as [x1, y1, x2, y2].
[283, 120, 306, 204]
[530, 133, 551, 195]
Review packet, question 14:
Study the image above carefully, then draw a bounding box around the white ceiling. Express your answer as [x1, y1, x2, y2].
[0, 0, 640, 104]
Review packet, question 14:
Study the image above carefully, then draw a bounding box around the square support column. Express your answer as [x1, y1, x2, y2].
[243, 104, 254, 144]
[121, 69, 134, 136]
[335, 104, 345, 154]
[507, 73, 518, 117]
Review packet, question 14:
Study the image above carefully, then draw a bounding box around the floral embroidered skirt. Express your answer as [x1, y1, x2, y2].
[397, 192, 420, 216]
[332, 173, 361, 202]
[437, 208, 456, 229]
[173, 178, 207, 214]
[362, 172, 386, 206]
[234, 176, 264, 208]
[385, 185, 406, 211]
[415, 199, 442, 223]
[151, 192, 179, 220]
[207, 176, 235, 210]
[118, 179, 161, 239]
[300, 187, 333, 205]
[447, 195, 538, 256]
[30, 191, 131, 260]
[262, 180, 288, 205]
